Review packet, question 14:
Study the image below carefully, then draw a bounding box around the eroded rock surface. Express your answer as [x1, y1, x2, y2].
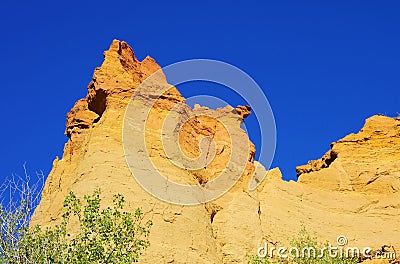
[32, 40, 400, 263]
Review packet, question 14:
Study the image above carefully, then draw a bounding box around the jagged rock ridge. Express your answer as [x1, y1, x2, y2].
[32, 40, 400, 263]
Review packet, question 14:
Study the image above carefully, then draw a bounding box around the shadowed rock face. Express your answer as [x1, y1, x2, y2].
[32, 40, 400, 263]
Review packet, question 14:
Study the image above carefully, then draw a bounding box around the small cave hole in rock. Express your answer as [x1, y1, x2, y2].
[210, 210, 217, 224]
[324, 150, 338, 168]
[88, 89, 107, 122]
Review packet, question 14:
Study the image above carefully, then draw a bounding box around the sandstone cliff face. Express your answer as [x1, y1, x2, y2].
[32, 40, 400, 263]
[260, 115, 400, 260]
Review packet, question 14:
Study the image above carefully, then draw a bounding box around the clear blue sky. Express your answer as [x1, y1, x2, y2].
[0, 0, 399, 184]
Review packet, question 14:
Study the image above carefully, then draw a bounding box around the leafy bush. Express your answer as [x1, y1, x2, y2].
[248, 226, 360, 264]
[289, 226, 359, 264]
[0, 168, 45, 263]
[1, 187, 152, 263]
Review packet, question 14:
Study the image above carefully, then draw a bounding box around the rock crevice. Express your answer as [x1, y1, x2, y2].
[33, 40, 400, 263]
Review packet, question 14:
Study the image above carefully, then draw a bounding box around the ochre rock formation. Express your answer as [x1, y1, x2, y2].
[32, 40, 400, 263]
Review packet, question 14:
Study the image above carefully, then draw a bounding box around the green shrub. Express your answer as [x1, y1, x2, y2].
[0, 170, 45, 263]
[248, 226, 360, 264]
[289, 226, 359, 264]
[1, 189, 152, 263]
